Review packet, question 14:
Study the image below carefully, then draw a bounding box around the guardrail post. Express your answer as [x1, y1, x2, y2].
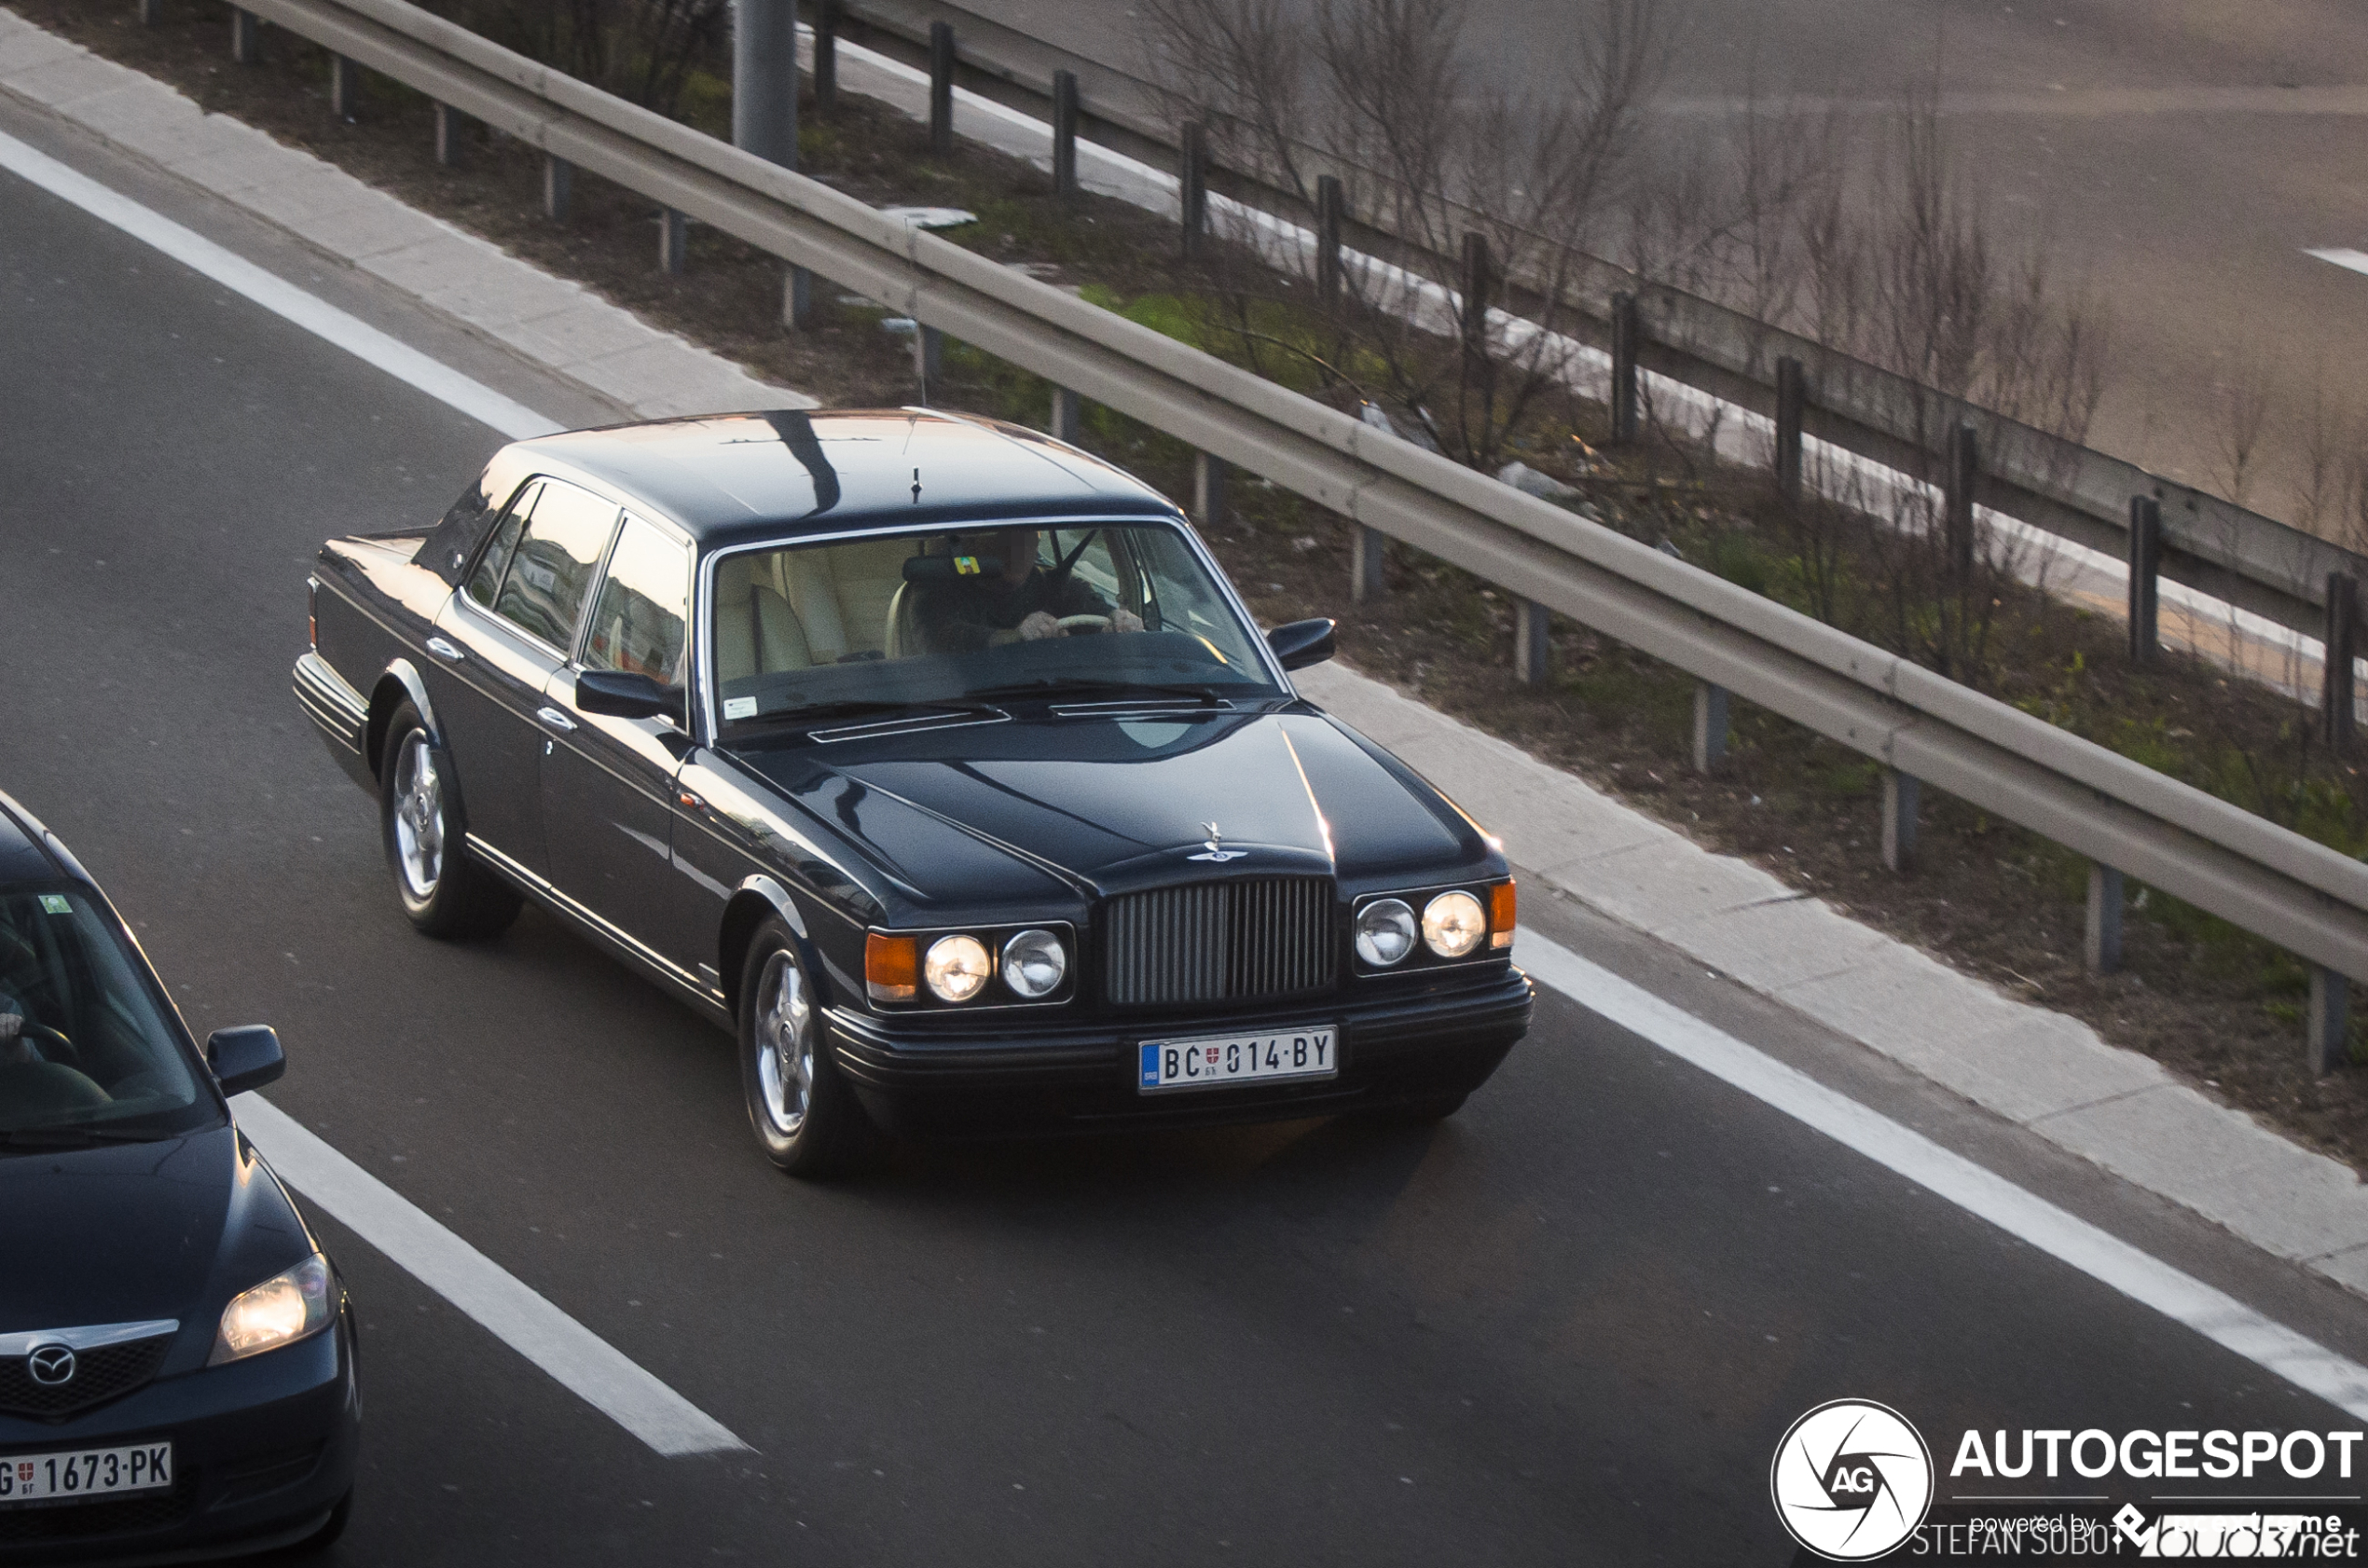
[2128, 494, 2161, 666]
[1180, 122, 1209, 260]
[136, 0, 158, 27]
[1609, 293, 1639, 444]
[1514, 601, 1549, 684]
[1048, 386, 1081, 442]
[1192, 452, 1228, 528]
[1051, 70, 1079, 199]
[781, 266, 814, 329]
[2325, 571, 2359, 750]
[542, 156, 571, 221]
[1315, 174, 1343, 309]
[229, 7, 258, 63]
[1880, 769, 1919, 873]
[814, 0, 841, 114]
[1945, 422, 1978, 574]
[1774, 355, 1805, 502]
[327, 53, 360, 120]
[2309, 968, 2351, 1075]
[432, 103, 466, 167]
[2085, 863, 2124, 973]
[1461, 232, 1492, 375]
[659, 209, 689, 275]
[1692, 682, 1728, 773]
[1352, 526, 1385, 603]
[928, 21, 955, 156]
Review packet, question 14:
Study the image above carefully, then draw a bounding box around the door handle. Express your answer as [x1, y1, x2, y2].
[535, 706, 579, 733]
[425, 637, 464, 663]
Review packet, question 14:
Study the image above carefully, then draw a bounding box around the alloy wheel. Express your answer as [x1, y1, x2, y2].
[392, 731, 445, 900]
[755, 950, 813, 1137]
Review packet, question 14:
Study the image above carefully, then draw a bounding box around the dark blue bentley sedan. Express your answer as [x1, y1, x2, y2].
[297, 409, 1533, 1176]
[0, 791, 358, 1562]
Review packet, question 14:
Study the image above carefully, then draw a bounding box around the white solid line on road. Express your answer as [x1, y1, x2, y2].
[1518, 932, 2368, 1424]
[2307, 248, 2368, 278]
[0, 129, 560, 442]
[233, 1093, 750, 1457]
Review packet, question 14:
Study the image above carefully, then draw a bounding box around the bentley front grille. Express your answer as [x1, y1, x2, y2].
[1103, 876, 1336, 1007]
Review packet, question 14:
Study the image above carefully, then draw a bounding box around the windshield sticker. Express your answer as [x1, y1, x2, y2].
[723, 696, 759, 720]
[37, 894, 70, 915]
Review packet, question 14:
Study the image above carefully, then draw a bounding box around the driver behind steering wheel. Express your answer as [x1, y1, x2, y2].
[919, 527, 1144, 653]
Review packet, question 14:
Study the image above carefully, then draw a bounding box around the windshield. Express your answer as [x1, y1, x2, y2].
[0, 889, 209, 1140]
[710, 522, 1283, 731]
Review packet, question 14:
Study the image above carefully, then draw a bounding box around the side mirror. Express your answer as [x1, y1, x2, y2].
[576, 669, 677, 722]
[206, 1025, 285, 1097]
[1266, 618, 1336, 672]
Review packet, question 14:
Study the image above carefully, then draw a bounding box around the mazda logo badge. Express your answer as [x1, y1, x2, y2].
[26, 1344, 76, 1386]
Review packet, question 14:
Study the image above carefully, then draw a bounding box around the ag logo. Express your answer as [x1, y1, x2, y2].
[1769, 1399, 1934, 1561]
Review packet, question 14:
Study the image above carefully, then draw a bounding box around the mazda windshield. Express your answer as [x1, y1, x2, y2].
[710, 522, 1284, 732]
[0, 887, 211, 1142]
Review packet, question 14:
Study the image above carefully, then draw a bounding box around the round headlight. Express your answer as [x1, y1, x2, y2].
[1355, 898, 1417, 966]
[924, 934, 993, 1002]
[1423, 890, 1487, 959]
[1001, 928, 1067, 999]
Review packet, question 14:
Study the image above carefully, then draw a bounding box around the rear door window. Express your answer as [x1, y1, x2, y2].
[491, 480, 620, 652]
[465, 480, 540, 610]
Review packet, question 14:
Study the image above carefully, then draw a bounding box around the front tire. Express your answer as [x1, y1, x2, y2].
[379, 703, 520, 940]
[739, 920, 877, 1177]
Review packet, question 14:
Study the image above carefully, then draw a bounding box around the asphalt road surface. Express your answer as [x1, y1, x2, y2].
[8, 98, 2368, 1566]
[956, 0, 2368, 535]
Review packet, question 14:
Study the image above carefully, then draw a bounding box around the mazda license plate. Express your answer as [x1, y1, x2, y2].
[0, 1443, 172, 1505]
[1138, 1027, 1337, 1093]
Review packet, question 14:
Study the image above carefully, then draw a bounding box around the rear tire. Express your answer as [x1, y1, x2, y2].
[379, 702, 520, 940]
[739, 920, 878, 1177]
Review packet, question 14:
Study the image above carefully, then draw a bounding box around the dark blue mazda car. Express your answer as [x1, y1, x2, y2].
[0, 791, 358, 1561]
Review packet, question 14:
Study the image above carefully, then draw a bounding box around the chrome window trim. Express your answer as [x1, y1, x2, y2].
[459, 474, 628, 667]
[695, 513, 1290, 742]
[0, 1319, 179, 1356]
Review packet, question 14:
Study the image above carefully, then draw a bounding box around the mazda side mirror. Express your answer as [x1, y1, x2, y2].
[206, 1025, 285, 1096]
[1266, 618, 1336, 671]
[576, 669, 677, 722]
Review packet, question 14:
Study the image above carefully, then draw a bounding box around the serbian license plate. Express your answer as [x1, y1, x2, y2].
[1138, 1027, 1338, 1093]
[0, 1443, 172, 1506]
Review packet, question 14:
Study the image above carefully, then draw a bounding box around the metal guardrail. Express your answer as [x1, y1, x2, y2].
[828, 0, 2368, 640]
[222, 0, 2368, 1032]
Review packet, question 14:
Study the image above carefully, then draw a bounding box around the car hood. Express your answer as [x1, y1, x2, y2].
[734, 708, 1488, 909]
[0, 1122, 311, 1334]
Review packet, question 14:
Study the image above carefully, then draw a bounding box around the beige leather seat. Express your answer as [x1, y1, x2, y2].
[713, 555, 811, 687]
[779, 538, 912, 662]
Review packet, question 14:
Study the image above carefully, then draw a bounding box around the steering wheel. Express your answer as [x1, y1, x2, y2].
[1054, 613, 1113, 635]
[15, 1022, 75, 1064]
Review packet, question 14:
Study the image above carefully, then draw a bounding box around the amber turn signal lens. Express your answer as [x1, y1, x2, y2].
[1489, 880, 1517, 949]
[866, 933, 918, 1003]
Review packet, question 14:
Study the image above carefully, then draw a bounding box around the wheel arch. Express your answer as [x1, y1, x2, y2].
[721, 876, 812, 1020]
[365, 659, 441, 782]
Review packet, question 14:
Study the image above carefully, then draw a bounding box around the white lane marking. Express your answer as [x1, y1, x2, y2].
[1518, 933, 2368, 1422]
[0, 129, 559, 441]
[233, 1093, 750, 1456]
[2307, 248, 2368, 278]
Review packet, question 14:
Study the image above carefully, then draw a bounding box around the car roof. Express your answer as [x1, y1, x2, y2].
[497, 408, 1184, 549]
[0, 790, 84, 891]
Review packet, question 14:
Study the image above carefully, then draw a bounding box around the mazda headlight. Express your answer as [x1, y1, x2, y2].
[1355, 898, 1417, 966]
[924, 934, 993, 1002]
[1001, 928, 1067, 999]
[210, 1253, 335, 1366]
[1423, 890, 1487, 958]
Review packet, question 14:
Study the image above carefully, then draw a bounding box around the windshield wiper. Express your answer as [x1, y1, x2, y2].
[0, 1125, 177, 1150]
[730, 697, 998, 729]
